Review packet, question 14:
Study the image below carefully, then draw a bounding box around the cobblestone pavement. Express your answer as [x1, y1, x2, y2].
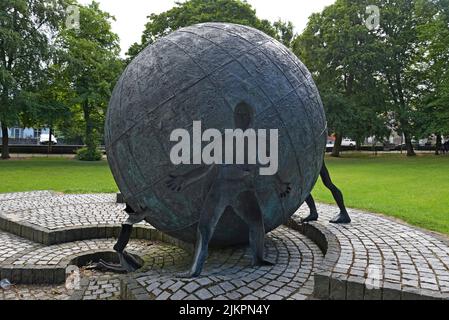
[1, 191, 449, 300]
[0, 192, 149, 245]
[0, 283, 73, 300]
[0, 269, 121, 300]
[0, 193, 126, 230]
[0, 232, 40, 264]
[293, 204, 449, 300]
[122, 226, 322, 300]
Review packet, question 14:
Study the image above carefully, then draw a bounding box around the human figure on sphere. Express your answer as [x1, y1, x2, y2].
[94, 102, 291, 276]
[166, 102, 291, 277]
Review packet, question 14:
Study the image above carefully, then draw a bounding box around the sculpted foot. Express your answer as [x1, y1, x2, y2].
[176, 270, 201, 278]
[301, 212, 319, 223]
[329, 212, 351, 224]
[89, 260, 128, 273]
[252, 258, 275, 267]
[88, 251, 142, 273]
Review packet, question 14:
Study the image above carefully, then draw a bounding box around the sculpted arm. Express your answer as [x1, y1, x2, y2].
[166, 164, 216, 192]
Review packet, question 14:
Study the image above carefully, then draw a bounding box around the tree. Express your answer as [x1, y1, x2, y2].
[273, 20, 295, 48]
[57, 1, 123, 160]
[415, 0, 449, 154]
[0, 0, 68, 159]
[126, 0, 278, 61]
[293, 0, 387, 157]
[371, 0, 424, 156]
[22, 62, 71, 153]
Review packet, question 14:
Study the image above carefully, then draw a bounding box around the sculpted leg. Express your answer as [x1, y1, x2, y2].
[301, 194, 319, 223]
[235, 191, 274, 266]
[320, 163, 351, 224]
[92, 204, 143, 273]
[179, 191, 224, 278]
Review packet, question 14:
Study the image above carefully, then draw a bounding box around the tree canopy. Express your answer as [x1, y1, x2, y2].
[126, 0, 291, 61]
[293, 0, 388, 156]
[56, 1, 123, 160]
[0, 0, 69, 159]
[1, 0, 448, 161]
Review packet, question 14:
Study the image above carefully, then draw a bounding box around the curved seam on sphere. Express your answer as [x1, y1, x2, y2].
[229, 52, 305, 219]
[176, 30, 272, 112]
[105, 63, 129, 149]
[177, 27, 302, 220]
[124, 56, 152, 192]
[200, 24, 272, 51]
[271, 39, 327, 135]
[269, 38, 327, 129]
[106, 47, 179, 149]
[201, 27, 321, 219]
[158, 36, 234, 112]
[204, 24, 320, 204]
[252, 47, 313, 200]
[255, 45, 319, 137]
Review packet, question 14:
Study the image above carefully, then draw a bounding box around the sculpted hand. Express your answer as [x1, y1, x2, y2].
[165, 174, 187, 192]
[278, 181, 292, 198]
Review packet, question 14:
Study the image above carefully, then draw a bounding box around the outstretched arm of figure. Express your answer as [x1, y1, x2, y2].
[166, 164, 216, 192]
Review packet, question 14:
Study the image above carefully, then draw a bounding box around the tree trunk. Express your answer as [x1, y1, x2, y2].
[47, 125, 53, 155]
[1, 124, 10, 160]
[435, 134, 442, 156]
[331, 134, 343, 157]
[81, 100, 100, 161]
[372, 138, 378, 156]
[403, 131, 416, 157]
[83, 101, 95, 152]
[356, 139, 362, 151]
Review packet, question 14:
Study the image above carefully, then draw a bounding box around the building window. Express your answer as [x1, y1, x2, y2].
[34, 129, 42, 139]
[14, 128, 21, 139]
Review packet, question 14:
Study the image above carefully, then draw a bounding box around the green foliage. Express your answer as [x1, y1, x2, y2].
[0, 0, 70, 158]
[126, 0, 280, 61]
[273, 20, 295, 48]
[57, 1, 124, 160]
[76, 146, 103, 161]
[293, 0, 388, 155]
[371, 0, 423, 156]
[293, 0, 449, 156]
[414, 0, 449, 138]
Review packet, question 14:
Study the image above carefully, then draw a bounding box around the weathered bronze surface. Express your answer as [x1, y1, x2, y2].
[105, 23, 327, 246]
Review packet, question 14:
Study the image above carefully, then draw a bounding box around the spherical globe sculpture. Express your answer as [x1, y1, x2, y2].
[105, 23, 327, 246]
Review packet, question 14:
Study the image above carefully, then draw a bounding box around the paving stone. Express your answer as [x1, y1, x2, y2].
[2, 192, 449, 301]
[195, 288, 213, 300]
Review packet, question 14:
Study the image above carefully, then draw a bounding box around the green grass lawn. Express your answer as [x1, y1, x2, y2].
[0, 157, 118, 194]
[314, 153, 449, 235]
[0, 154, 448, 236]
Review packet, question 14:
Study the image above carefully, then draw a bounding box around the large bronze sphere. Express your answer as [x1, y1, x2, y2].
[105, 23, 327, 246]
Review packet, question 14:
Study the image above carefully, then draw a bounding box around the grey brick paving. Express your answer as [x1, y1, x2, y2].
[293, 203, 449, 300]
[122, 225, 323, 300]
[1, 192, 449, 300]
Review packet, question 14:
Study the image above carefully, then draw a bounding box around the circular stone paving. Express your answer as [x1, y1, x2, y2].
[122, 226, 321, 300]
[292, 204, 449, 300]
[1, 191, 449, 300]
[0, 191, 323, 300]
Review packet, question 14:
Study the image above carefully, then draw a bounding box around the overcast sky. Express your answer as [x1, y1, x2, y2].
[78, 0, 335, 56]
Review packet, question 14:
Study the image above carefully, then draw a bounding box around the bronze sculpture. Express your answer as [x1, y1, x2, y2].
[104, 23, 328, 276]
[302, 162, 351, 224]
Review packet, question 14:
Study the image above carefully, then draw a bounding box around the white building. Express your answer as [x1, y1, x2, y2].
[0, 127, 50, 142]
